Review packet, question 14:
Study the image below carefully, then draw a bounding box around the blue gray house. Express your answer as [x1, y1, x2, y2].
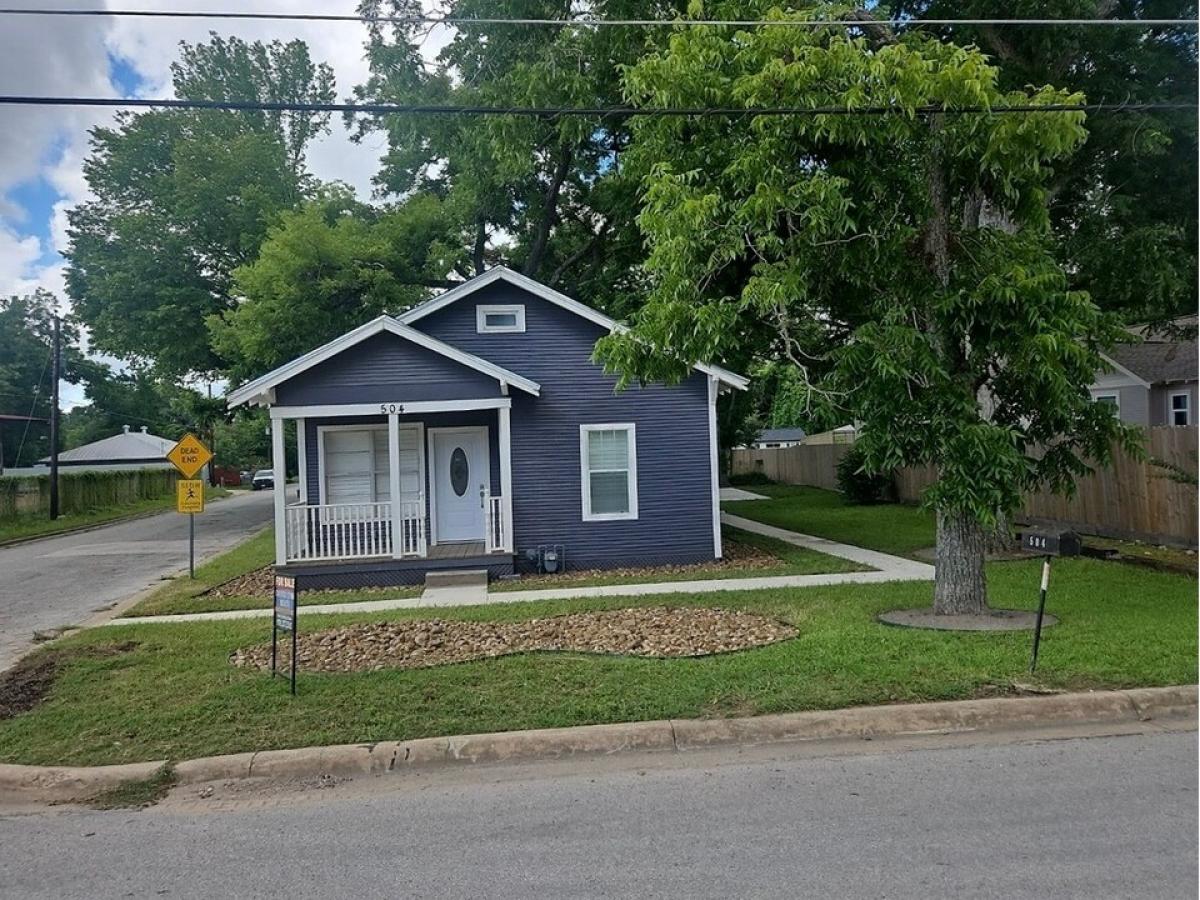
[228, 267, 748, 587]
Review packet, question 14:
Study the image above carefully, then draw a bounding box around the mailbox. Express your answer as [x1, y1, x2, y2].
[1021, 529, 1082, 557]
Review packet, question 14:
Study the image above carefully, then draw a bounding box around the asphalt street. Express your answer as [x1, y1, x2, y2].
[1, 729, 1194, 899]
[0, 489, 279, 670]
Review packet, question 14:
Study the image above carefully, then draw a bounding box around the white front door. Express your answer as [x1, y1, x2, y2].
[430, 427, 488, 542]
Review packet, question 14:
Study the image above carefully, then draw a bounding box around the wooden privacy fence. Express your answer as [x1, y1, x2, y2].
[731, 442, 852, 492]
[732, 427, 1198, 547]
[0, 468, 179, 519]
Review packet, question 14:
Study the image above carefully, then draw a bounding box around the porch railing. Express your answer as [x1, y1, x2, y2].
[483, 490, 505, 553]
[283, 499, 425, 563]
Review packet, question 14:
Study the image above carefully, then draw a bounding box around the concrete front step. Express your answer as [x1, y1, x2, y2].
[424, 568, 489, 589]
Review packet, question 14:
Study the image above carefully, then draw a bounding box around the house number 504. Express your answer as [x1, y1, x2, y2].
[379, 403, 406, 414]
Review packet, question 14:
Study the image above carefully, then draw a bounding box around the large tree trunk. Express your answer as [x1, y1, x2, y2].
[934, 509, 989, 615]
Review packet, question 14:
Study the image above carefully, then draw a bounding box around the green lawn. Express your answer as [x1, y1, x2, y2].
[491, 525, 867, 592]
[0, 488, 231, 544]
[723, 484, 935, 557]
[2, 557, 1193, 766]
[122, 528, 420, 617]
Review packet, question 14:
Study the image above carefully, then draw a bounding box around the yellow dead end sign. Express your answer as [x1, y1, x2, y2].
[177, 479, 205, 514]
[166, 432, 213, 479]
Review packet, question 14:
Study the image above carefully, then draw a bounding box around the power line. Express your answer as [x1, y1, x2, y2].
[0, 8, 1195, 28]
[0, 95, 1193, 117]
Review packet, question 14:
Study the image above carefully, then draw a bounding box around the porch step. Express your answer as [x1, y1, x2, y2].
[424, 568, 489, 590]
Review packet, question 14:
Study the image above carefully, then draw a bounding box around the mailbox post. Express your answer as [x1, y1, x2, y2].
[1021, 529, 1081, 672]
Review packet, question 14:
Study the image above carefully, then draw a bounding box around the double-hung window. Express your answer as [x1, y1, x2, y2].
[580, 424, 638, 521]
[1170, 391, 1191, 426]
[1094, 393, 1120, 415]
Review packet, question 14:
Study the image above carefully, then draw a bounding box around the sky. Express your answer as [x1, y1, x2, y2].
[0, 1, 446, 407]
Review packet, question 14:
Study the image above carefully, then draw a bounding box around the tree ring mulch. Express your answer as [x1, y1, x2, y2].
[229, 607, 797, 674]
[878, 608, 1058, 632]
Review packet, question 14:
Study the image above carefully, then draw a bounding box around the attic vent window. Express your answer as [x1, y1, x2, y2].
[477, 304, 525, 334]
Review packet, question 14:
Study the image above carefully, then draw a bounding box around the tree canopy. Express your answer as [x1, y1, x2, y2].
[598, 5, 1140, 613]
[65, 36, 336, 376]
[887, 0, 1198, 324]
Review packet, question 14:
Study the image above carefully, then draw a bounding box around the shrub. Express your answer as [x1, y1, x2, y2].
[836, 444, 894, 504]
[729, 471, 775, 487]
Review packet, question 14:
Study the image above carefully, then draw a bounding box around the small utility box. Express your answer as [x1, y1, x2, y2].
[1021, 529, 1082, 558]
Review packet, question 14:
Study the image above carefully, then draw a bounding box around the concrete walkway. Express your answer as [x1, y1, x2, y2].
[100, 515, 933, 627]
[719, 486, 769, 501]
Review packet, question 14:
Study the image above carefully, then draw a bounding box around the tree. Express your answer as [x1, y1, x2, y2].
[887, 0, 1198, 324]
[209, 190, 461, 381]
[0, 291, 87, 468]
[65, 36, 336, 376]
[598, 6, 1139, 615]
[350, 0, 690, 313]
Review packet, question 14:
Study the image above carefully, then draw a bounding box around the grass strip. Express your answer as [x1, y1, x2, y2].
[2, 556, 1193, 767]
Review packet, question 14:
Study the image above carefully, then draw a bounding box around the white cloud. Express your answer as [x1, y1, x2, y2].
[1, 0, 452, 324]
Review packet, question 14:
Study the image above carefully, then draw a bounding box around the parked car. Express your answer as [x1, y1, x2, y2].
[251, 469, 275, 491]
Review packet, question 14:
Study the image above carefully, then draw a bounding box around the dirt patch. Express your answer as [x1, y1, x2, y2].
[0, 641, 139, 720]
[230, 607, 797, 674]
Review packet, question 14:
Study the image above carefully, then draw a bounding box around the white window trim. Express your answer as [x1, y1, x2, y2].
[476, 304, 526, 334]
[580, 423, 638, 522]
[1169, 390, 1191, 425]
[317, 422, 424, 506]
[1093, 391, 1120, 415]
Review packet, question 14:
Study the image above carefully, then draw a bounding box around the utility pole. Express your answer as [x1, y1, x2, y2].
[49, 314, 61, 520]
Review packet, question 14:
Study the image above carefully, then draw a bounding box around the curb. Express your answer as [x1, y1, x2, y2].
[2, 685, 1193, 804]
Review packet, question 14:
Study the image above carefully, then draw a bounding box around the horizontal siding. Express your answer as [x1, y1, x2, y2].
[276, 333, 501, 405]
[414, 281, 715, 569]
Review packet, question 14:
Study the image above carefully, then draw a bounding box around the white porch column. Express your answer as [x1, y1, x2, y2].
[708, 376, 723, 559]
[271, 415, 288, 566]
[295, 417, 307, 504]
[498, 404, 514, 553]
[388, 412, 403, 558]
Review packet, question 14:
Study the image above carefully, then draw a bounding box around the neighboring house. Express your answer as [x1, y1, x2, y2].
[1090, 316, 1198, 427]
[37, 425, 177, 472]
[227, 267, 748, 588]
[802, 424, 858, 446]
[746, 427, 806, 449]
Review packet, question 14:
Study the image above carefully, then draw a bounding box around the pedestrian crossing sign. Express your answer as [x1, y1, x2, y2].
[177, 479, 205, 514]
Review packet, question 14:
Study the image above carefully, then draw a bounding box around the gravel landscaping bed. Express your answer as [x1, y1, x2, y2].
[229, 607, 798, 674]
[206, 566, 396, 600]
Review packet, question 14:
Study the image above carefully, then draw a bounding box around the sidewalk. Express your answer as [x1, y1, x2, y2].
[100, 515, 934, 627]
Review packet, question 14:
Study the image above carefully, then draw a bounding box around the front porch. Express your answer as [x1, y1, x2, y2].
[268, 398, 515, 571]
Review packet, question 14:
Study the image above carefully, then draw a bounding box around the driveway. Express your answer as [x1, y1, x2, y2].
[0, 489, 281, 671]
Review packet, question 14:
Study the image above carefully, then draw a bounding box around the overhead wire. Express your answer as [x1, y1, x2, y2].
[0, 96, 1192, 116]
[0, 8, 1195, 28]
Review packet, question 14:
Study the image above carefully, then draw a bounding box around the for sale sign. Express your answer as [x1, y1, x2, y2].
[274, 575, 296, 631]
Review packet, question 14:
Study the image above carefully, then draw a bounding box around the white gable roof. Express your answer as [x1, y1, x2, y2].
[40, 427, 175, 464]
[397, 266, 749, 391]
[226, 315, 541, 408]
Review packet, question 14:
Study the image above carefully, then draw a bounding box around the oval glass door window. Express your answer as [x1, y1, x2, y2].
[449, 447, 469, 496]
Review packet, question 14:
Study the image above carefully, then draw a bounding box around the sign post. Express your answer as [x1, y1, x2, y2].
[1021, 530, 1081, 673]
[272, 574, 298, 695]
[167, 433, 213, 580]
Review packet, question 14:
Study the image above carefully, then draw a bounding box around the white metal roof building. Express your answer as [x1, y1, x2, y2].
[37, 425, 176, 470]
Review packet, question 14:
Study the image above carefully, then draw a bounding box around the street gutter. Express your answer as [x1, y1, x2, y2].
[2, 685, 1193, 806]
